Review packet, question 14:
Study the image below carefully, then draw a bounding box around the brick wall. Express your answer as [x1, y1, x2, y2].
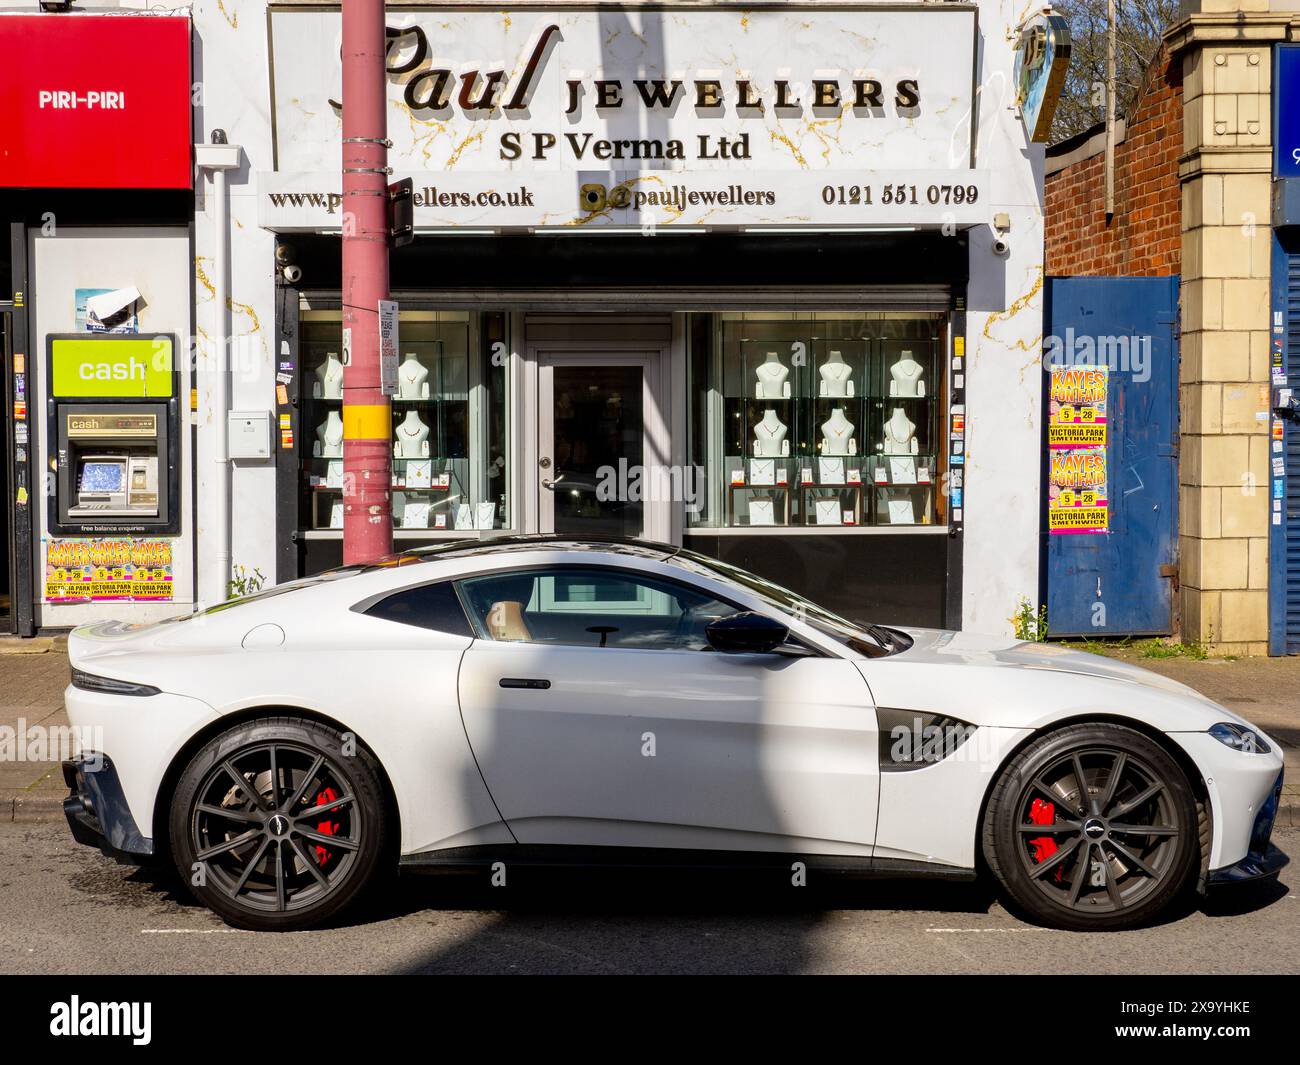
[1045, 46, 1183, 276]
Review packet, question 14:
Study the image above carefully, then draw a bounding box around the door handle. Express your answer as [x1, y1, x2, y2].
[541, 474, 565, 491]
[499, 677, 551, 690]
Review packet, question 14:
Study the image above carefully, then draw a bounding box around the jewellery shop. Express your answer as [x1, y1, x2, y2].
[206, 3, 1046, 632]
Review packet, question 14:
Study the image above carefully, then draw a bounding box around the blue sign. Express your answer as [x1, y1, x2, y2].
[1275, 46, 1300, 176]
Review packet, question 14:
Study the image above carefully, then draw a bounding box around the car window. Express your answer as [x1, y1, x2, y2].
[456, 566, 741, 651]
[664, 547, 899, 657]
[361, 580, 474, 637]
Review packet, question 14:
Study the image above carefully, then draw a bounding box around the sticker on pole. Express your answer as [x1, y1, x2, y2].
[378, 300, 399, 397]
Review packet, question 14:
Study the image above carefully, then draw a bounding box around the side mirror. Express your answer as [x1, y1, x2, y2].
[706, 611, 790, 654]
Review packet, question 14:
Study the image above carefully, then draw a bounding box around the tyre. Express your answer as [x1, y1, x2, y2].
[982, 723, 1200, 931]
[169, 716, 390, 931]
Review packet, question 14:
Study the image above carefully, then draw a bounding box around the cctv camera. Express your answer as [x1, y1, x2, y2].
[282, 264, 303, 284]
[992, 238, 1009, 257]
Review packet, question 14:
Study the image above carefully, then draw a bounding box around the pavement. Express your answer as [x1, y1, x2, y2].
[3, 636, 1297, 824]
[0, 637, 75, 823]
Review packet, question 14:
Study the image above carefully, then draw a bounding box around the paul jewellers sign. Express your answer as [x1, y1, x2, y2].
[261, 6, 986, 231]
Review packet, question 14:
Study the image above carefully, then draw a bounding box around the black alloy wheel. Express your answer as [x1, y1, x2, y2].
[984, 723, 1200, 931]
[171, 717, 389, 931]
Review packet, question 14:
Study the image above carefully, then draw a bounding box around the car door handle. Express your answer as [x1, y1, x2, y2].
[499, 677, 551, 690]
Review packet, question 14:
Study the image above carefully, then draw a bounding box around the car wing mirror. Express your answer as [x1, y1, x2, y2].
[706, 611, 789, 654]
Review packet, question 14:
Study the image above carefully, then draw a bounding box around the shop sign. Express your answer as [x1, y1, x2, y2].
[263, 7, 985, 230]
[51, 336, 174, 399]
[1013, 14, 1072, 143]
[44, 536, 174, 603]
[0, 14, 192, 190]
[1048, 365, 1109, 534]
[1277, 45, 1300, 177]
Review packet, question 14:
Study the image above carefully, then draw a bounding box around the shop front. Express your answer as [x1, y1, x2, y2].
[201, 2, 1046, 633]
[0, 11, 194, 635]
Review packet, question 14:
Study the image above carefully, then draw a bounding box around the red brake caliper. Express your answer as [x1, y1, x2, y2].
[1028, 798, 1064, 881]
[313, 786, 340, 866]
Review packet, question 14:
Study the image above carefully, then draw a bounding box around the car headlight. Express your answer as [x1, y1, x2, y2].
[1208, 721, 1271, 754]
[70, 667, 160, 698]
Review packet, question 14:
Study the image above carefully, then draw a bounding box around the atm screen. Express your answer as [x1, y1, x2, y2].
[80, 461, 125, 494]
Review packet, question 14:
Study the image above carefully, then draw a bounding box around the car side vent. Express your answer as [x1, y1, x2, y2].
[877, 708, 977, 772]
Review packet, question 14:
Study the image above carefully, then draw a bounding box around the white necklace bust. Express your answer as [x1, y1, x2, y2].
[820, 407, 857, 457]
[754, 351, 791, 399]
[752, 408, 789, 457]
[889, 351, 926, 398]
[397, 353, 430, 400]
[394, 410, 430, 458]
[314, 410, 344, 457]
[881, 407, 918, 455]
[314, 352, 344, 400]
[819, 350, 854, 398]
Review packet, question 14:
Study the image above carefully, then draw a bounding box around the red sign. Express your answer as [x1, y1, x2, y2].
[0, 14, 191, 189]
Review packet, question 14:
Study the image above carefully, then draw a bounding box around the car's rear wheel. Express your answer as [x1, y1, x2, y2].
[169, 716, 389, 931]
[983, 723, 1200, 931]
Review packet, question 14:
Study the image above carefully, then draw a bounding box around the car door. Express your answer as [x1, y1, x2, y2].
[455, 564, 879, 856]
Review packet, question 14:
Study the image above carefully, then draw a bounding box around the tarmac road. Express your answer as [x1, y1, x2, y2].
[1, 821, 1295, 975]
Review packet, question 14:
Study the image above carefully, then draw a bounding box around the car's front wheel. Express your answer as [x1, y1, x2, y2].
[983, 723, 1201, 931]
[169, 716, 390, 931]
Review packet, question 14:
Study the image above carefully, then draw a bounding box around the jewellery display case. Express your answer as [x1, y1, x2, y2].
[693, 313, 944, 528]
[297, 310, 509, 533]
[722, 338, 797, 526]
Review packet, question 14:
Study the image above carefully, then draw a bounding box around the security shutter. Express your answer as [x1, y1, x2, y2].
[1281, 251, 1300, 651]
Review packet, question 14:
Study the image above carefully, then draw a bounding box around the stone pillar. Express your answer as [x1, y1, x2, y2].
[1170, 14, 1284, 654]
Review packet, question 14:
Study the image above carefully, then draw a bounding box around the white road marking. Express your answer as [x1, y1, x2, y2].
[140, 928, 250, 935]
[926, 927, 1053, 933]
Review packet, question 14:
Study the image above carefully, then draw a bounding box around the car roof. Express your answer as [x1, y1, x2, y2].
[348, 535, 680, 573]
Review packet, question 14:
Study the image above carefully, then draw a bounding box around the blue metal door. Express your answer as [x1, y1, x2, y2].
[1045, 276, 1179, 636]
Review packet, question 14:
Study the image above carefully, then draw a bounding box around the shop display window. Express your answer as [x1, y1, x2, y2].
[688, 312, 946, 528]
[298, 309, 511, 534]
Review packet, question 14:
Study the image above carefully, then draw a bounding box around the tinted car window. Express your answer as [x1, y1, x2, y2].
[456, 566, 740, 651]
[363, 581, 474, 636]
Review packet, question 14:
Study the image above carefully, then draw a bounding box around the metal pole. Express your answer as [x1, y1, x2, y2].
[340, 0, 393, 563]
[1104, 0, 1116, 217]
[211, 163, 232, 597]
[194, 133, 241, 605]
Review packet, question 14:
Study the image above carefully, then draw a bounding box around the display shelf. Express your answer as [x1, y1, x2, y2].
[871, 484, 935, 526]
[691, 313, 946, 530]
[726, 484, 793, 527]
[800, 485, 864, 526]
[301, 327, 473, 530]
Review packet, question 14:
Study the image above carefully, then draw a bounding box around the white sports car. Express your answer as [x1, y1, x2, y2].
[62, 537, 1287, 932]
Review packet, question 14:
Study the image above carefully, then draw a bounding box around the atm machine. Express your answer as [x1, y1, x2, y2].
[46, 335, 178, 534]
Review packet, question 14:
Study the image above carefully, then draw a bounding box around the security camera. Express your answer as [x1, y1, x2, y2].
[282, 264, 303, 284]
[991, 212, 1011, 256]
